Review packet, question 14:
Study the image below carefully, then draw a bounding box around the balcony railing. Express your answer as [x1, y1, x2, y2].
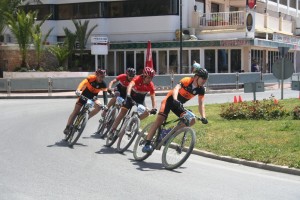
[199, 11, 245, 27]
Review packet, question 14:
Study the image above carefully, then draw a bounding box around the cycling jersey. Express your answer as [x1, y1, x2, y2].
[159, 77, 205, 117]
[123, 75, 155, 108]
[76, 75, 107, 104]
[116, 74, 130, 98]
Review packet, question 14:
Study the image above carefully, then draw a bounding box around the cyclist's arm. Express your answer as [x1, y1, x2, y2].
[108, 78, 118, 90]
[126, 81, 135, 96]
[77, 78, 88, 91]
[150, 94, 156, 109]
[198, 95, 206, 118]
[102, 91, 108, 105]
[172, 84, 181, 100]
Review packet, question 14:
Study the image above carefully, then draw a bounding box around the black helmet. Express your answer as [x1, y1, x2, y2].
[126, 68, 136, 77]
[95, 69, 106, 76]
[194, 68, 208, 79]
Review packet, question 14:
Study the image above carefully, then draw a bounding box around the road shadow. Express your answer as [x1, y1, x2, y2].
[129, 158, 184, 173]
[47, 140, 87, 148]
[82, 134, 105, 140]
[95, 146, 118, 154]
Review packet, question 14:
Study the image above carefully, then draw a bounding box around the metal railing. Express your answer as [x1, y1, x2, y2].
[199, 11, 245, 27]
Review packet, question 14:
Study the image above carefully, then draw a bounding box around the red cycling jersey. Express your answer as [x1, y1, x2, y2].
[116, 74, 130, 87]
[131, 75, 155, 95]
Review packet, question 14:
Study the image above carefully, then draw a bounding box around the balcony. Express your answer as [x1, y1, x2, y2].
[192, 11, 293, 39]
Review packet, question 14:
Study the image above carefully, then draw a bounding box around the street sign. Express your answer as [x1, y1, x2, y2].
[272, 58, 294, 80]
[91, 36, 108, 44]
[244, 82, 264, 101]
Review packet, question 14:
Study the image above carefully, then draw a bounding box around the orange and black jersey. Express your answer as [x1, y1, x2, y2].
[77, 75, 107, 99]
[167, 77, 205, 104]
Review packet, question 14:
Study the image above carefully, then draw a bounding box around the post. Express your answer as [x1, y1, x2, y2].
[95, 55, 98, 71]
[252, 82, 256, 101]
[179, 0, 183, 74]
[236, 72, 239, 90]
[281, 57, 284, 99]
[48, 77, 52, 96]
[7, 78, 11, 97]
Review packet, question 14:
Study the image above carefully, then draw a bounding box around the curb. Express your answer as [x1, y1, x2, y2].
[193, 149, 300, 176]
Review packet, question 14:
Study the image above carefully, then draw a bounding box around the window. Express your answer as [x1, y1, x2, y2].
[231, 49, 241, 73]
[205, 50, 215, 73]
[218, 49, 228, 73]
[290, 0, 296, 8]
[195, 0, 205, 13]
[211, 3, 220, 13]
[58, 4, 73, 20]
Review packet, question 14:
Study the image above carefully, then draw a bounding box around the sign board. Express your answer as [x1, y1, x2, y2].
[291, 81, 300, 91]
[247, 0, 256, 9]
[91, 36, 108, 44]
[244, 82, 264, 93]
[91, 45, 108, 55]
[272, 58, 294, 80]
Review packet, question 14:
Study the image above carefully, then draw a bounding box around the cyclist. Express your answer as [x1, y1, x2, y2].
[63, 69, 108, 135]
[108, 67, 157, 138]
[142, 68, 209, 153]
[103, 68, 136, 115]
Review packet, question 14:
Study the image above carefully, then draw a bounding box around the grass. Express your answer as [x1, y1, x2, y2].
[141, 98, 300, 169]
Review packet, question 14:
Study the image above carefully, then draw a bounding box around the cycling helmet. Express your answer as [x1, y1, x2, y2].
[194, 68, 208, 79]
[143, 67, 155, 78]
[95, 69, 106, 76]
[126, 68, 136, 77]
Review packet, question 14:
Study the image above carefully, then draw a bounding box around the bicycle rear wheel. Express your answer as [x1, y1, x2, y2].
[162, 127, 195, 170]
[105, 129, 118, 147]
[99, 107, 118, 139]
[133, 122, 155, 161]
[116, 117, 140, 153]
[66, 112, 88, 147]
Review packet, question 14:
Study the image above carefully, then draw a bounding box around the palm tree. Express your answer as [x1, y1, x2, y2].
[0, 0, 21, 41]
[62, 27, 77, 70]
[32, 13, 53, 69]
[72, 19, 98, 67]
[48, 44, 70, 69]
[4, 10, 37, 68]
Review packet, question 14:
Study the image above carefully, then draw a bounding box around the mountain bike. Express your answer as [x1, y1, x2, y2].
[64, 95, 104, 147]
[94, 95, 124, 139]
[133, 109, 202, 170]
[116, 103, 155, 153]
[105, 102, 147, 148]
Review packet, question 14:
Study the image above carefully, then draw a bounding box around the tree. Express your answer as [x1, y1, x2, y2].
[48, 44, 70, 70]
[32, 13, 53, 69]
[62, 27, 77, 70]
[0, 0, 21, 41]
[72, 20, 97, 67]
[4, 10, 37, 68]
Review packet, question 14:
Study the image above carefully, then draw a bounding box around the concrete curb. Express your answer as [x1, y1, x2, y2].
[193, 149, 300, 176]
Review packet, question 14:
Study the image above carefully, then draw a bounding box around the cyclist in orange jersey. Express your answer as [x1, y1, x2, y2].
[63, 69, 108, 135]
[142, 68, 209, 153]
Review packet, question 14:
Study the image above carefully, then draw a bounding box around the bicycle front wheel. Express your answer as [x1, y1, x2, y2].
[133, 122, 154, 161]
[117, 117, 140, 153]
[66, 112, 88, 147]
[99, 107, 118, 139]
[162, 127, 196, 170]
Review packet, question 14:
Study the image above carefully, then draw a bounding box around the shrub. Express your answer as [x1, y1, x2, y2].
[220, 98, 288, 120]
[292, 106, 300, 120]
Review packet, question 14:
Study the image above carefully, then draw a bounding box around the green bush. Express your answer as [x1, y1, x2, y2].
[220, 98, 288, 120]
[292, 106, 300, 120]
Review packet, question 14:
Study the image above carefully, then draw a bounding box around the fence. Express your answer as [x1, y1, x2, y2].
[0, 73, 298, 95]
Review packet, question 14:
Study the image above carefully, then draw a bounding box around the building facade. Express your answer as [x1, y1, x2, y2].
[2, 0, 300, 75]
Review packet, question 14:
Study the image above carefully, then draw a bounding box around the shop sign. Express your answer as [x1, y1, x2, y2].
[220, 40, 250, 46]
[273, 33, 300, 46]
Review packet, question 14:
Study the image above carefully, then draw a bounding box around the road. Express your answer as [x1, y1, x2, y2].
[0, 89, 299, 200]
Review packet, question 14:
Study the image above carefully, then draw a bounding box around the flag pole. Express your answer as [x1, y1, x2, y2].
[179, 0, 183, 74]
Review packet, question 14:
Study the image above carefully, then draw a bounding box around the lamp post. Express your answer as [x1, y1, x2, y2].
[179, 0, 182, 74]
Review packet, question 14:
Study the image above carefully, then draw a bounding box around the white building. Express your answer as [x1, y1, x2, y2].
[5, 0, 300, 75]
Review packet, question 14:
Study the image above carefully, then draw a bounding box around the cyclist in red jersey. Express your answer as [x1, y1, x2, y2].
[63, 69, 108, 135]
[108, 67, 157, 137]
[142, 68, 209, 153]
[105, 68, 136, 113]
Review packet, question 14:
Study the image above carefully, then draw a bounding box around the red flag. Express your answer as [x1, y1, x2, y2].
[145, 40, 153, 68]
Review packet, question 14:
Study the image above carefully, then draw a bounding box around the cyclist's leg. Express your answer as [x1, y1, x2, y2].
[88, 99, 102, 119]
[110, 107, 129, 130]
[64, 100, 82, 134]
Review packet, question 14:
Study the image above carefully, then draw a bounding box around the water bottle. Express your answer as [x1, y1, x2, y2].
[159, 128, 171, 144]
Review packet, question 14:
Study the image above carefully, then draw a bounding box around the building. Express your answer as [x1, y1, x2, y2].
[2, 0, 300, 75]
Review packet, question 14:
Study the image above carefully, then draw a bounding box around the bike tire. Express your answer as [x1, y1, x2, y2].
[161, 127, 196, 170]
[67, 112, 88, 147]
[133, 122, 155, 161]
[99, 107, 117, 139]
[105, 129, 118, 147]
[116, 117, 140, 153]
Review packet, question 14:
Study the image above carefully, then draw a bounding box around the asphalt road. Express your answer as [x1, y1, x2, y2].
[0, 89, 299, 200]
